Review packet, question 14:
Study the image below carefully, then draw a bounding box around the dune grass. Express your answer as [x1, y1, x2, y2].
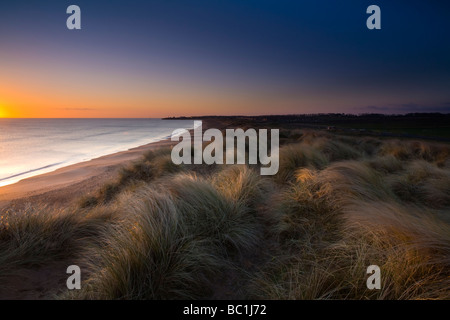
[0, 205, 119, 295]
[1, 130, 449, 299]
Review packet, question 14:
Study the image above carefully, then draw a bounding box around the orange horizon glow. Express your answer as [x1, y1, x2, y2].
[0, 93, 292, 118]
[0, 74, 322, 118]
[0, 61, 306, 118]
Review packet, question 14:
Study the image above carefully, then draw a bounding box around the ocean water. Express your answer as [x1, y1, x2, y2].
[0, 118, 195, 187]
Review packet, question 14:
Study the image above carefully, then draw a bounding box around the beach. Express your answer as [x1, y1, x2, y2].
[0, 118, 202, 210]
[0, 138, 177, 209]
[0, 117, 222, 209]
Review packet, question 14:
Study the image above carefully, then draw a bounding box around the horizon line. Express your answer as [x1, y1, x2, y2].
[2, 112, 450, 119]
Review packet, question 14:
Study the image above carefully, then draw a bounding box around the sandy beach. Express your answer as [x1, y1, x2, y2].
[0, 139, 177, 209]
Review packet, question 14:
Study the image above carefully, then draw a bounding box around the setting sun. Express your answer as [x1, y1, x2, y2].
[0, 104, 14, 118]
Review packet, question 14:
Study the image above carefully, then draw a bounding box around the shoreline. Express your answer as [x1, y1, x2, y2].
[0, 138, 177, 209]
[0, 134, 175, 188]
[0, 118, 215, 210]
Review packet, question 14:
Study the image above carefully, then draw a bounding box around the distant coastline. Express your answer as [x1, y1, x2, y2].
[164, 113, 450, 142]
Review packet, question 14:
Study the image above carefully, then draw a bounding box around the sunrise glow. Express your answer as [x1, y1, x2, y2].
[0, 106, 7, 118]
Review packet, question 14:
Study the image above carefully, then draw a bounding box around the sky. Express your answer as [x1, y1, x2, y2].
[0, 0, 449, 118]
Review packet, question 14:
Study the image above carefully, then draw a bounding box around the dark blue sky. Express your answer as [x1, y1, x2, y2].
[1, 0, 449, 116]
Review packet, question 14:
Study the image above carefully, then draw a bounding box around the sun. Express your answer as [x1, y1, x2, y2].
[0, 105, 9, 118]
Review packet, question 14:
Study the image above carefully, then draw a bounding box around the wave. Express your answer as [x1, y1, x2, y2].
[0, 162, 66, 182]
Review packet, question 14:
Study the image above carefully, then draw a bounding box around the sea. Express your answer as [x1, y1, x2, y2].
[0, 118, 195, 187]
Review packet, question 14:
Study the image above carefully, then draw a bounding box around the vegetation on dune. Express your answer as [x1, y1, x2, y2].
[63, 167, 269, 299]
[78, 147, 184, 208]
[1, 130, 449, 299]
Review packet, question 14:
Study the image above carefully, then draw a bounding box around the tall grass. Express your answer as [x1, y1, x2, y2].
[0, 205, 119, 295]
[64, 167, 270, 299]
[66, 189, 225, 299]
[78, 147, 184, 207]
[247, 136, 450, 299]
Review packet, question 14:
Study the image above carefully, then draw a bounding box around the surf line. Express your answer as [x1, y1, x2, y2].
[171, 121, 279, 175]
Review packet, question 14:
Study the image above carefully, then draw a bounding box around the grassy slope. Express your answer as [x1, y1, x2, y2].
[1, 130, 449, 299]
